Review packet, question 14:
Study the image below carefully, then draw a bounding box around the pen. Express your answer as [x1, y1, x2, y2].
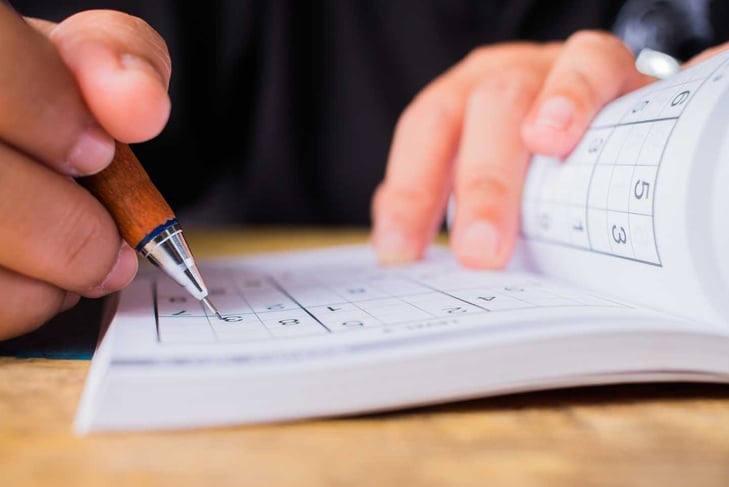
[78, 141, 222, 319]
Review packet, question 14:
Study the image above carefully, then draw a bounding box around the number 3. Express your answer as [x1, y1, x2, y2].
[611, 225, 627, 244]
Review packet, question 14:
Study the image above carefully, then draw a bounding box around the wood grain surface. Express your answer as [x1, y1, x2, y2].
[1, 226, 728, 487]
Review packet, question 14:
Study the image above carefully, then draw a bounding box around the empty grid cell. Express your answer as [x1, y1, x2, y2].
[158, 317, 215, 344]
[567, 165, 595, 207]
[616, 123, 651, 163]
[520, 201, 543, 238]
[629, 213, 660, 264]
[522, 157, 548, 202]
[357, 298, 428, 320]
[211, 319, 271, 342]
[406, 270, 472, 291]
[607, 165, 634, 213]
[597, 125, 631, 165]
[537, 167, 565, 203]
[369, 276, 432, 296]
[526, 297, 580, 307]
[587, 208, 611, 253]
[637, 119, 674, 165]
[587, 165, 613, 210]
[280, 285, 347, 307]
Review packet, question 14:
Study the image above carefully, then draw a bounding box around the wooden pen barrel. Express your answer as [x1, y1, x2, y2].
[78, 141, 176, 249]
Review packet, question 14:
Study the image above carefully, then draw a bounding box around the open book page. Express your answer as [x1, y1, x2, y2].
[106, 244, 699, 361]
[75, 244, 729, 433]
[519, 48, 729, 328]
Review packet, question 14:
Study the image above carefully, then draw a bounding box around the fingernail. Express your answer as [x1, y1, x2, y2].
[457, 220, 501, 267]
[60, 292, 81, 312]
[535, 96, 575, 131]
[373, 224, 419, 264]
[120, 53, 166, 85]
[97, 244, 139, 293]
[66, 124, 116, 176]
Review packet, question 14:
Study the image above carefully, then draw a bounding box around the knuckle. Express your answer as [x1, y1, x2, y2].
[556, 68, 600, 106]
[567, 30, 616, 49]
[566, 30, 632, 61]
[397, 90, 461, 137]
[469, 67, 540, 107]
[376, 181, 441, 222]
[464, 45, 494, 65]
[459, 174, 518, 212]
[51, 202, 117, 287]
[0, 279, 62, 340]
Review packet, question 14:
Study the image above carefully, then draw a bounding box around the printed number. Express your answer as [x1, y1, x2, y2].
[588, 137, 604, 153]
[478, 296, 496, 302]
[168, 296, 187, 303]
[221, 315, 244, 323]
[631, 100, 649, 113]
[266, 303, 285, 311]
[611, 225, 628, 244]
[341, 321, 364, 328]
[278, 318, 300, 326]
[327, 305, 342, 312]
[671, 90, 690, 106]
[347, 288, 366, 294]
[634, 180, 650, 200]
[573, 220, 584, 232]
[444, 306, 466, 314]
[539, 212, 550, 230]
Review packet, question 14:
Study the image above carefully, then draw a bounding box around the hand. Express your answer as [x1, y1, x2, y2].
[0, 5, 171, 339]
[371, 30, 655, 268]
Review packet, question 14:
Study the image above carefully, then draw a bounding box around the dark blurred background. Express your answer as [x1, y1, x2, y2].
[8, 0, 645, 227]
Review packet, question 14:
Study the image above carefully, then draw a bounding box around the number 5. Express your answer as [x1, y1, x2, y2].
[634, 180, 650, 199]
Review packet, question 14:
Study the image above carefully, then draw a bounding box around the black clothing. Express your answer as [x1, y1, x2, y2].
[8, 1, 729, 226]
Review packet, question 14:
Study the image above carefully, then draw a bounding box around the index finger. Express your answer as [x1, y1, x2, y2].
[521, 31, 654, 158]
[371, 44, 557, 264]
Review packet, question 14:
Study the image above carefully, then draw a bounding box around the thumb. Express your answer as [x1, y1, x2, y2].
[46, 9, 172, 143]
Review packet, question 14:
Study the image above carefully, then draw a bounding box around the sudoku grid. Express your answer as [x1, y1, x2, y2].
[153, 264, 627, 344]
[521, 54, 729, 266]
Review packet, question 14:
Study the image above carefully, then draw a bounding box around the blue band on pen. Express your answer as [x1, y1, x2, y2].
[135, 218, 178, 251]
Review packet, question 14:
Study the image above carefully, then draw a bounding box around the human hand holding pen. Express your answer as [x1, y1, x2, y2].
[0, 5, 171, 339]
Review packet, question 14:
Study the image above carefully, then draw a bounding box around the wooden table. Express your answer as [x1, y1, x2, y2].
[1, 226, 728, 487]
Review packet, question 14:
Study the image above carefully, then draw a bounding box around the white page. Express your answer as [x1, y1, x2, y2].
[95, 244, 706, 362]
[75, 243, 729, 433]
[518, 48, 729, 327]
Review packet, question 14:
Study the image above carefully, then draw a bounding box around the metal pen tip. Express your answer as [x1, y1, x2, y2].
[201, 297, 223, 320]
